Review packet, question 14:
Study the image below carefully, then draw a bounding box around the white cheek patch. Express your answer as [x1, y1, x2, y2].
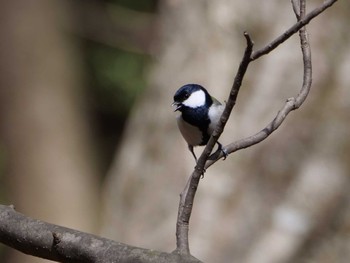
[183, 90, 206, 108]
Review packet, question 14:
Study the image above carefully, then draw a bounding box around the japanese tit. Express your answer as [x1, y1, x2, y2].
[172, 84, 227, 162]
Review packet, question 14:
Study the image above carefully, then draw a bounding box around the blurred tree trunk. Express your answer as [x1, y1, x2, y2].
[0, 1, 100, 262]
[101, 0, 350, 263]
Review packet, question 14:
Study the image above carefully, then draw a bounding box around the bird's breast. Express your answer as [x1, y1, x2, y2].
[176, 115, 204, 147]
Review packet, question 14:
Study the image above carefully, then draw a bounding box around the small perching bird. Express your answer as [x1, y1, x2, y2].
[172, 84, 227, 162]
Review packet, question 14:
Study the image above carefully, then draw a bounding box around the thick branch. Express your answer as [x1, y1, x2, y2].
[0, 205, 201, 263]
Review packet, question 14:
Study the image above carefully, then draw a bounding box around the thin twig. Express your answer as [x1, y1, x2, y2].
[175, 0, 334, 254]
[251, 0, 337, 61]
[205, 0, 334, 168]
[174, 33, 254, 255]
[175, 0, 334, 256]
[291, 0, 301, 19]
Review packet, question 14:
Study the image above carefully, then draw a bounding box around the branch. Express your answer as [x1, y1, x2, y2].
[205, 0, 334, 168]
[251, 0, 338, 61]
[175, 0, 336, 256]
[175, 33, 254, 255]
[0, 205, 201, 263]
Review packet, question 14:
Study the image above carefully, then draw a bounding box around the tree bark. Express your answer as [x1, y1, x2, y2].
[0, 205, 201, 263]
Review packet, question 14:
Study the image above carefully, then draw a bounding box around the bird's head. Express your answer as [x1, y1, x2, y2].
[172, 84, 210, 112]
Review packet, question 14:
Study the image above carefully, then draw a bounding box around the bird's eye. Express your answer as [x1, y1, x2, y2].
[184, 93, 190, 99]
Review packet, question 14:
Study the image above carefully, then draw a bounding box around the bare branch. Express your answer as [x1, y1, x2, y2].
[251, 0, 338, 61]
[291, 0, 301, 19]
[175, 0, 333, 255]
[0, 1, 338, 262]
[204, 0, 333, 168]
[0, 205, 201, 263]
[175, 33, 254, 255]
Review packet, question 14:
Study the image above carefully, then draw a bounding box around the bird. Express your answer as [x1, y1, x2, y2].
[172, 84, 227, 162]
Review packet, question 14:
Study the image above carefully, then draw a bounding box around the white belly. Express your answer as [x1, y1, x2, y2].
[176, 116, 203, 146]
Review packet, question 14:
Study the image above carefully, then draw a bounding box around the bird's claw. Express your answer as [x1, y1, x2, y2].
[221, 147, 228, 160]
[217, 142, 228, 160]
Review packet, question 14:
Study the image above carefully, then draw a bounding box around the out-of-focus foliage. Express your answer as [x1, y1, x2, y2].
[0, 0, 157, 262]
[86, 45, 149, 119]
[85, 44, 150, 169]
[80, 0, 157, 171]
[107, 0, 157, 12]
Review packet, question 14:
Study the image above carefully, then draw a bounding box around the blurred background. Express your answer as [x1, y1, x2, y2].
[0, 0, 349, 262]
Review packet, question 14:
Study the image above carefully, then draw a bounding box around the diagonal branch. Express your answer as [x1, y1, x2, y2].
[174, 32, 254, 255]
[251, 0, 337, 61]
[204, 0, 333, 168]
[175, 0, 334, 256]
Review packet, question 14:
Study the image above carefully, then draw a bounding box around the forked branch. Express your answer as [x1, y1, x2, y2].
[0, 1, 339, 262]
[205, 0, 325, 168]
[174, 32, 253, 255]
[175, 0, 337, 255]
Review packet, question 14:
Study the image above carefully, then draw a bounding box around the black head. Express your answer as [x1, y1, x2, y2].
[172, 84, 211, 112]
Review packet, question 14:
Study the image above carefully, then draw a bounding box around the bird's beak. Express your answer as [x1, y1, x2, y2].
[172, 102, 181, 112]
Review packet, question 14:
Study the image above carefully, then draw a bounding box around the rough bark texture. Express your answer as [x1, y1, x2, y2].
[0, 205, 201, 263]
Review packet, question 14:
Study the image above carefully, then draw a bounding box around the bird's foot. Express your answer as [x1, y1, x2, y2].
[217, 142, 228, 160]
[221, 147, 228, 160]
